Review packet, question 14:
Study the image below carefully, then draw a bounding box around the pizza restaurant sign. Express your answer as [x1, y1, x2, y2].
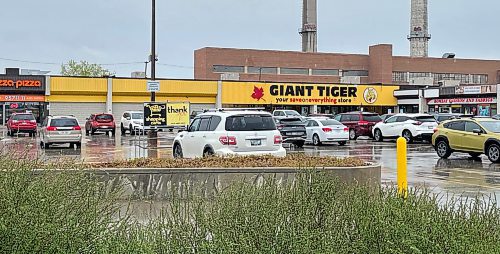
[428, 97, 497, 105]
[0, 75, 45, 93]
[223, 83, 398, 106]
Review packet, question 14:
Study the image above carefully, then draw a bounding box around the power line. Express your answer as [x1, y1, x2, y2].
[0, 57, 194, 69]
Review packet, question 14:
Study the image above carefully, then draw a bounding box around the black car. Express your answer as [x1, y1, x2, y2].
[274, 118, 306, 147]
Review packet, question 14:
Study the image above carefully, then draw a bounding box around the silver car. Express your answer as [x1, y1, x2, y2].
[40, 116, 83, 149]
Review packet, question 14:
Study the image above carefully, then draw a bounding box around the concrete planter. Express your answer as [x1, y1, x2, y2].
[89, 164, 381, 200]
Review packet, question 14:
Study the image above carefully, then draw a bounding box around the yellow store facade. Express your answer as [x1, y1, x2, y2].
[45, 76, 399, 124]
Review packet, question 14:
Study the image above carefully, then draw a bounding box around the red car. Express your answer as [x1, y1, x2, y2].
[7, 113, 37, 137]
[85, 113, 116, 136]
[333, 112, 382, 140]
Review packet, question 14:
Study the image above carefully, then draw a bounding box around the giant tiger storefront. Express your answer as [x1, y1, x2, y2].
[45, 77, 399, 125]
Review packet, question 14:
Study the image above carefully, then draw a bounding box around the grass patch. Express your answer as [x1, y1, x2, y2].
[93, 153, 368, 169]
[0, 155, 499, 253]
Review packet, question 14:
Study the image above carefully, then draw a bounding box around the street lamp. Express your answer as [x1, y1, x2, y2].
[150, 0, 156, 101]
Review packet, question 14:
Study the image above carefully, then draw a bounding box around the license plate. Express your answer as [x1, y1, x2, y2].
[250, 139, 261, 146]
[428, 126, 433, 129]
[290, 132, 303, 135]
[60, 131, 71, 135]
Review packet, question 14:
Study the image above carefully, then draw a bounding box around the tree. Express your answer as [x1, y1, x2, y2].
[61, 60, 115, 77]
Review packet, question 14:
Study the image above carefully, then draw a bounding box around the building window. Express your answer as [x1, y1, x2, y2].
[392, 72, 408, 83]
[212, 65, 244, 73]
[280, 68, 309, 75]
[247, 66, 278, 74]
[343, 70, 368, 77]
[409, 72, 431, 79]
[471, 74, 488, 84]
[311, 69, 339, 76]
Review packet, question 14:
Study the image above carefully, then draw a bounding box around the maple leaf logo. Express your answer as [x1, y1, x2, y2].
[251, 86, 266, 101]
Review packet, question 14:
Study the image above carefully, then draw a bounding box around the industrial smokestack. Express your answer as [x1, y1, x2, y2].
[408, 0, 431, 57]
[300, 0, 317, 52]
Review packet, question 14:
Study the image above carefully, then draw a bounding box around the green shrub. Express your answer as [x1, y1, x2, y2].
[0, 154, 499, 253]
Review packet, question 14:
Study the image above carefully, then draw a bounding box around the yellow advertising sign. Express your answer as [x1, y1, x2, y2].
[167, 102, 190, 126]
[222, 82, 399, 106]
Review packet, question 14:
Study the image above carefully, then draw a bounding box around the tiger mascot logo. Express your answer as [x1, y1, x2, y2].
[363, 87, 378, 104]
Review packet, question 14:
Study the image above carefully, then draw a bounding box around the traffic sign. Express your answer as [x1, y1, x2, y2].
[147, 81, 160, 92]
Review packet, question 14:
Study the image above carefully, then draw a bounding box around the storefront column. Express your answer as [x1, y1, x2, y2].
[497, 84, 500, 112]
[106, 78, 113, 114]
[216, 80, 222, 108]
[418, 90, 428, 113]
[311, 105, 318, 114]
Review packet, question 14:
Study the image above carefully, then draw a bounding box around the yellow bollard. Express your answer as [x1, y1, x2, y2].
[397, 137, 408, 198]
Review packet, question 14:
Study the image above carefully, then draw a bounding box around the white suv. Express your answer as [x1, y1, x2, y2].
[372, 113, 437, 143]
[40, 115, 82, 149]
[173, 109, 286, 158]
[120, 111, 144, 135]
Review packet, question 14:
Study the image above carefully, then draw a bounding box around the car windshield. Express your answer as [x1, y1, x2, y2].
[363, 114, 381, 122]
[96, 114, 113, 121]
[132, 113, 143, 119]
[320, 119, 342, 126]
[415, 116, 436, 122]
[225, 115, 276, 131]
[50, 119, 78, 127]
[12, 114, 35, 120]
[285, 110, 300, 116]
[481, 121, 500, 133]
[279, 118, 304, 125]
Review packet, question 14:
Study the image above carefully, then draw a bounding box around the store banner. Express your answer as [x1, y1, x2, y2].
[144, 102, 167, 128]
[455, 85, 496, 94]
[0, 75, 45, 93]
[222, 82, 399, 106]
[0, 94, 45, 102]
[166, 102, 190, 126]
[428, 97, 497, 105]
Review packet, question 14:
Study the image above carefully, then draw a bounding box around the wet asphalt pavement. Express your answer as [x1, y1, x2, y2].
[1, 129, 499, 198]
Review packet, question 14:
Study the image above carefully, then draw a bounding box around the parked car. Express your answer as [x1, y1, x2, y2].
[273, 109, 303, 121]
[120, 111, 144, 135]
[307, 113, 334, 119]
[172, 109, 286, 158]
[40, 115, 82, 149]
[432, 113, 474, 123]
[274, 117, 307, 147]
[85, 113, 116, 136]
[372, 113, 437, 143]
[333, 112, 382, 140]
[6, 113, 37, 137]
[432, 118, 500, 163]
[493, 114, 500, 120]
[305, 118, 349, 146]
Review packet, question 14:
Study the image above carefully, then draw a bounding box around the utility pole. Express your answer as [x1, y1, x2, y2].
[150, 0, 156, 101]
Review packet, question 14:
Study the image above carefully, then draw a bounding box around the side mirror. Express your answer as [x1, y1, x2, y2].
[473, 129, 483, 135]
[126, 117, 131, 120]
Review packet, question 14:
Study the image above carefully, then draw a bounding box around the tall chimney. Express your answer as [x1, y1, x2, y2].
[300, 0, 317, 52]
[408, 0, 431, 57]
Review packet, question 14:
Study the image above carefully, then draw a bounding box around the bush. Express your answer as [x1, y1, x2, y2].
[0, 155, 499, 253]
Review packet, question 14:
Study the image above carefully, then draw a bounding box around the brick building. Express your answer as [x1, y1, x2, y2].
[194, 44, 500, 86]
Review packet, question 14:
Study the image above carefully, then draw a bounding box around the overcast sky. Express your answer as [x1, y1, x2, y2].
[1, 0, 499, 79]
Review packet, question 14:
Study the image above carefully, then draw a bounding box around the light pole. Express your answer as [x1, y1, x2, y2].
[150, 0, 156, 101]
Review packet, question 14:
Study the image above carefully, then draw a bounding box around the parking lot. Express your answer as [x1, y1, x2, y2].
[1, 128, 499, 198]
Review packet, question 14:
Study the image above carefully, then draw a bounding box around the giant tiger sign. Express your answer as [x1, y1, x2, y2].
[223, 82, 399, 106]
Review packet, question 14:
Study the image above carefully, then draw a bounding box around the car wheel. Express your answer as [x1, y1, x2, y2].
[402, 130, 413, 143]
[294, 140, 305, 148]
[312, 134, 321, 146]
[203, 147, 215, 157]
[111, 130, 116, 137]
[486, 143, 500, 163]
[91, 128, 96, 135]
[130, 125, 135, 135]
[468, 152, 482, 159]
[374, 129, 383, 142]
[173, 144, 183, 158]
[349, 129, 357, 140]
[436, 140, 452, 159]
[76, 142, 82, 149]
[85, 129, 89, 136]
[338, 141, 347, 146]
[43, 142, 50, 149]
[121, 124, 126, 136]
